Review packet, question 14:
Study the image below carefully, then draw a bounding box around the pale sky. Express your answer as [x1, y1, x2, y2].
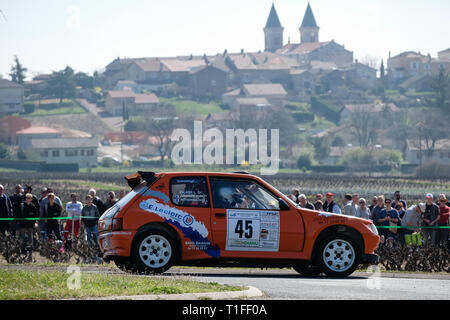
[1, 0, 449, 79]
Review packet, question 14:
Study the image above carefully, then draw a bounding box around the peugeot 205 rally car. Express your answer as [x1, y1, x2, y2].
[98, 171, 380, 277]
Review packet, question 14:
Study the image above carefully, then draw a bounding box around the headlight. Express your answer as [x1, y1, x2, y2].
[369, 223, 379, 235]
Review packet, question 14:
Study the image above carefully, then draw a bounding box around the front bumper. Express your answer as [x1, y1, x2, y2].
[362, 253, 379, 265]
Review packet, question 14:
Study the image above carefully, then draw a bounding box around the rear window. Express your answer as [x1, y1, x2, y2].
[170, 176, 210, 207]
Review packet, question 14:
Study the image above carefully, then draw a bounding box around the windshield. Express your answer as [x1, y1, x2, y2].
[269, 183, 299, 208]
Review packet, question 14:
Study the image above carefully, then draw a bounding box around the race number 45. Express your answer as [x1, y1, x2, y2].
[234, 220, 253, 239]
[228, 218, 260, 241]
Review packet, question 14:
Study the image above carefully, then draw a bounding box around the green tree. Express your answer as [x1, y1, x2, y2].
[47, 66, 77, 104]
[0, 143, 9, 159]
[9, 55, 27, 84]
[297, 152, 314, 170]
[74, 72, 94, 89]
[430, 68, 450, 110]
[308, 136, 330, 162]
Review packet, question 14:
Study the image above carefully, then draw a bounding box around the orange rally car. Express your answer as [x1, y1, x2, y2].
[98, 171, 380, 277]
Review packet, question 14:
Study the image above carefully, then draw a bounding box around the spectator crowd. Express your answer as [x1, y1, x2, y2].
[0, 181, 449, 257]
[0, 183, 126, 253]
[288, 190, 450, 249]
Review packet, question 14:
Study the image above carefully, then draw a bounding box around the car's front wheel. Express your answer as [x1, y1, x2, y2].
[317, 235, 361, 278]
[131, 228, 177, 274]
[293, 264, 322, 277]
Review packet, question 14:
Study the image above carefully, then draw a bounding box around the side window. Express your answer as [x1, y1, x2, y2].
[170, 176, 210, 208]
[210, 178, 280, 210]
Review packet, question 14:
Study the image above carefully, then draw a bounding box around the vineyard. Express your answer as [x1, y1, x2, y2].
[1, 171, 449, 204]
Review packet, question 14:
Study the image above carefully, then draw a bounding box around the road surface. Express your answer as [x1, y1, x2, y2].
[166, 267, 450, 300]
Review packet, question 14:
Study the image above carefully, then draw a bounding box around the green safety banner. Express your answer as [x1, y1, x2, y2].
[376, 225, 450, 229]
[0, 217, 98, 220]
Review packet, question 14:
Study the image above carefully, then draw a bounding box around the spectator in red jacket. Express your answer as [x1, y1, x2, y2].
[437, 195, 450, 248]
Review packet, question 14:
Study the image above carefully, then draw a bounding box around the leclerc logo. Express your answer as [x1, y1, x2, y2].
[183, 215, 194, 226]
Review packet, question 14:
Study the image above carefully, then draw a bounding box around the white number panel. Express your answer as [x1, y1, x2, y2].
[226, 209, 280, 252]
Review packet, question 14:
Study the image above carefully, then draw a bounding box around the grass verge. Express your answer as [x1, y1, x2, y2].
[0, 269, 241, 300]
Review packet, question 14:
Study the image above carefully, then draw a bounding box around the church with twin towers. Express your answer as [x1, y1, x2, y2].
[263, 2, 354, 67]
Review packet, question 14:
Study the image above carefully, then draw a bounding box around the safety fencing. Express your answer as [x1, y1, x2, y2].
[0, 218, 448, 273]
[0, 216, 102, 264]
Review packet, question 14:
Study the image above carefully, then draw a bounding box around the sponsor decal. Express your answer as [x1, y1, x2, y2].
[139, 198, 220, 257]
[314, 211, 347, 225]
[318, 212, 333, 217]
[139, 188, 170, 203]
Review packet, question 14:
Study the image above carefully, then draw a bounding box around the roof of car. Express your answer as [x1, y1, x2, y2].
[156, 171, 255, 178]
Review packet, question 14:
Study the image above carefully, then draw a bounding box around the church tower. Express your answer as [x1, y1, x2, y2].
[299, 3, 319, 43]
[264, 3, 284, 52]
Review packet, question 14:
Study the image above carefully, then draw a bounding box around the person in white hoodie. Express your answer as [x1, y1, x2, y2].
[64, 193, 83, 241]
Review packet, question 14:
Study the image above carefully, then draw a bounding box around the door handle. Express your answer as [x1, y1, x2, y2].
[215, 213, 226, 217]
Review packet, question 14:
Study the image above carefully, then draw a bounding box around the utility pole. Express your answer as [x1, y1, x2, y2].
[418, 122, 423, 178]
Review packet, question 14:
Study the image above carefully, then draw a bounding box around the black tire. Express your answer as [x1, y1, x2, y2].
[113, 257, 135, 273]
[317, 234, 361, 278]
[293, 264, 322, 277]
[131, 227, 178, 274]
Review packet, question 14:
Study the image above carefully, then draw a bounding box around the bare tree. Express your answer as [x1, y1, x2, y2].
[347, 107, 380, 148]
[416, 111, 449, 158]
[358, 54, 380, 70]
[142, 111, 179, 165]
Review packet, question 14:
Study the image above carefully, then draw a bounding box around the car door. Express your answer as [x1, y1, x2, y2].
[209, 176, 304, 258]
[168, 175, 216, 259]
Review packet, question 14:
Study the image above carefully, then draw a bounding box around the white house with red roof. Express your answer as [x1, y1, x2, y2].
[16, 126, 62, 149]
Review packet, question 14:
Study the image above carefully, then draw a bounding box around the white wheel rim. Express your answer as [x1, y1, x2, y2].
[139, 235, 172, 269]
[323, 239, 355, 273]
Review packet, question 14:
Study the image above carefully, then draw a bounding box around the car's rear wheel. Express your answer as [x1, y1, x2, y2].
[293, 264, 322, 277]
[317, 235, 360, 278]
[131, 227, 177, 274]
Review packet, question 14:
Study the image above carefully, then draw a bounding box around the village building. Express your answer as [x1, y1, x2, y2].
[406, 139, 450, 166]
[105, 89, 159, 117]
[339, 103, 400, 125]
[0, 79, 24, 114]
[0, 115, 31, 144]
[16, 126, 62, 149]
[30, 137, 99, 168]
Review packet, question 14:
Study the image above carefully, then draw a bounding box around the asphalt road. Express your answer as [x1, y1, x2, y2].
[166, 267, 450, 300]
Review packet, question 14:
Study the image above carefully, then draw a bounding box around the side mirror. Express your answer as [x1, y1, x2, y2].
[278, 198, 290, 211]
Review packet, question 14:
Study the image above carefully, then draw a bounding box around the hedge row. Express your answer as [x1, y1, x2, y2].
[0, 160, 79, 172]
[310, 96, 341, 124]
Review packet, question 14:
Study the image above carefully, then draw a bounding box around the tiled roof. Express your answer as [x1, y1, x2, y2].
[160, 59, 206, 72]
[343, 103, 400, 113]
[223, 88, 241, 96]
[16, 126, 60, 135]
[226, 54, 258, 70]
[243, 83, 287, 96]
[276, 41, 330, 55]
[134, 93, 159, 104]
[133, 58, 165, 72]
[0, 79, 23, 89]
[107, 90, 136, 99]
[390, 51, 427, 60]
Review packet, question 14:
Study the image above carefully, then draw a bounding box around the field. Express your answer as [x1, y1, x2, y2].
[159, 97, 223, 116]
[20, 99, 87, 117]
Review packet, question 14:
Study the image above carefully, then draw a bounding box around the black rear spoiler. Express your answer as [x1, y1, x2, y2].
[124, 171, 156, 189]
